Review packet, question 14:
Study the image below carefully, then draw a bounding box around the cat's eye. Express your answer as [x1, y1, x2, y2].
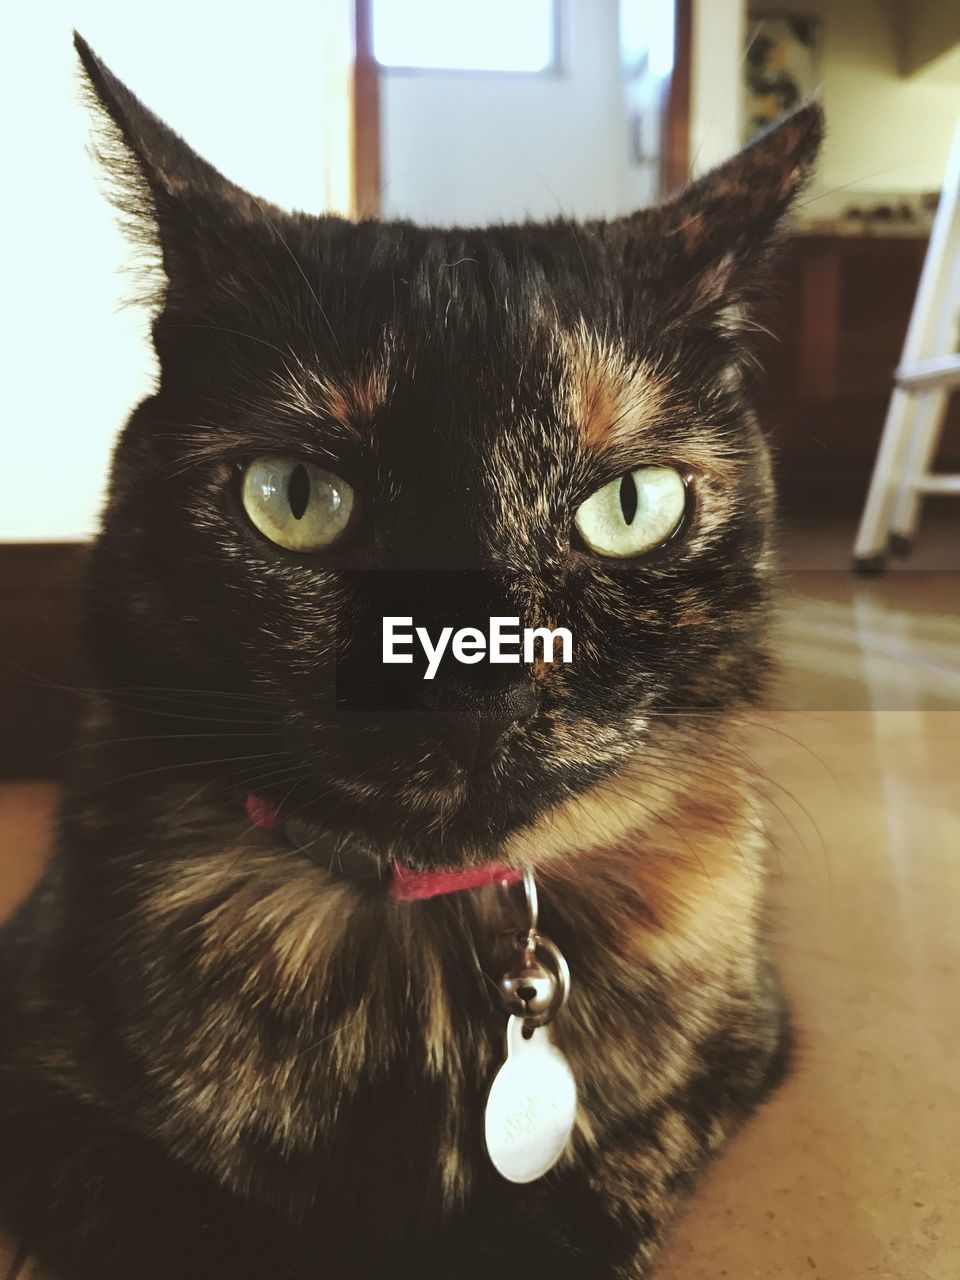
[574, 466, 687, 559]
[241, 456, 357, 552]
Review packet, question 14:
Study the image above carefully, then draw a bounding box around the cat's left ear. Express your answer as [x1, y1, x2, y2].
[74, 32, 280, 302]
[616, 103, 824, 323]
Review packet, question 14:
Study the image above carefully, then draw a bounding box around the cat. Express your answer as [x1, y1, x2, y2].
[0, 32, 822, 1280]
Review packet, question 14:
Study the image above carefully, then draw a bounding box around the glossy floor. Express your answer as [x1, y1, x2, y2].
[656, 705, 959, 1279]
[1, 513, 957, 1279]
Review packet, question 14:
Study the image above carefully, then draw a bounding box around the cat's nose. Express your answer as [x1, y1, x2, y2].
[416, 679, 537, 771]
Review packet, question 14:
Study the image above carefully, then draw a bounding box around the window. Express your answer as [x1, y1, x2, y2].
[371, 0, 559, 73]
[620, 0, 675, 80]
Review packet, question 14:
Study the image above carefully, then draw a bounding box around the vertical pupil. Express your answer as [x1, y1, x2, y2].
[287, 464, 310, 520]
[619, 473, 638, 525]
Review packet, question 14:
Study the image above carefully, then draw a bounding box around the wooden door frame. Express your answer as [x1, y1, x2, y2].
[352, 0, 381, 218]
[660, 0, 692, 197]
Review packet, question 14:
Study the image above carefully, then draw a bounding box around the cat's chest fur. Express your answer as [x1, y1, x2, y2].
[58, 769, 769, 1237]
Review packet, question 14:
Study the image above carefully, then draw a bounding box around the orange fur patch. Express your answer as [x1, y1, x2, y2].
[277, 352, 392, 437]
[315, 364, 390, 434]
[555, 325, 740, 483]
[506, 737, 764, 966]
[558, 323, 664, 451]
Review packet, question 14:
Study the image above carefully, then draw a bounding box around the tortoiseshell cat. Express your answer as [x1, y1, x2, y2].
[0, 34, 822, 1279]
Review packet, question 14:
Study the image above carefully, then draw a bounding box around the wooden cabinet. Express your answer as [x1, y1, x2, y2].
[757, 234, 959, 503]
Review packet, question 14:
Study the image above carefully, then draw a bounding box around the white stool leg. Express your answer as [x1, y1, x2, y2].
[852, 120, 960, 571]
[852, 388, 922, 570]
[888, 388, 951, 551]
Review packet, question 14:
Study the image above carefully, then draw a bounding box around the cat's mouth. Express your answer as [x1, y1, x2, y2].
[260, 700, 627, 867]
[267, 752, 534, 867]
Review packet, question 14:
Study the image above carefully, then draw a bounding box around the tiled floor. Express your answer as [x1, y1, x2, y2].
[1, 512, 958, 1278]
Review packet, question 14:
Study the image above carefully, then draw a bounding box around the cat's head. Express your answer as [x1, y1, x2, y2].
[76, 34, 821, 864]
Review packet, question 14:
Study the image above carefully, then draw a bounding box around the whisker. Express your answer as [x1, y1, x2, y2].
[69, 751, 295, 800]
[52, 729, 280, 761]
[158, 321, 300, 362]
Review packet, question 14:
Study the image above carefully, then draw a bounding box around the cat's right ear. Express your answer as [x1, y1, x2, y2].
[74, 32, 275, 302]
[607, 103, 823, 337]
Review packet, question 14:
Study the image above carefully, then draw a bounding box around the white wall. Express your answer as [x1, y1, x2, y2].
[379, 0, 751, 226]
[379, 0, 632, 225]
[689, 0, 745, 177]
[750, 0, 960, 216]
[689, 0, 960, 205]
[0, 1, 351, 542]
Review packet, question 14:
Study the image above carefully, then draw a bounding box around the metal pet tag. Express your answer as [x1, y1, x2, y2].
[484, 1014, 577, 1184]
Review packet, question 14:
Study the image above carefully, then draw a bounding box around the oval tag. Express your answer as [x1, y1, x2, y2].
[483, 1015, 577, 1184]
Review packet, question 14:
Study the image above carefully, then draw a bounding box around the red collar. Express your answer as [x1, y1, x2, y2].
[245, 793, 521, 901]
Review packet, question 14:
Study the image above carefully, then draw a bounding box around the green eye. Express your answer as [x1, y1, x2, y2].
[574, 466, 686, 558]
[241, 456, 357, 552]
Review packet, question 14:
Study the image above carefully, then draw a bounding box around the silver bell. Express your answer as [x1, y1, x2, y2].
[497, 944, 561, 1025]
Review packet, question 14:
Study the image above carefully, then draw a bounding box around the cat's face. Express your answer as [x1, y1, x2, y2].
[77, 37, 821, 862]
